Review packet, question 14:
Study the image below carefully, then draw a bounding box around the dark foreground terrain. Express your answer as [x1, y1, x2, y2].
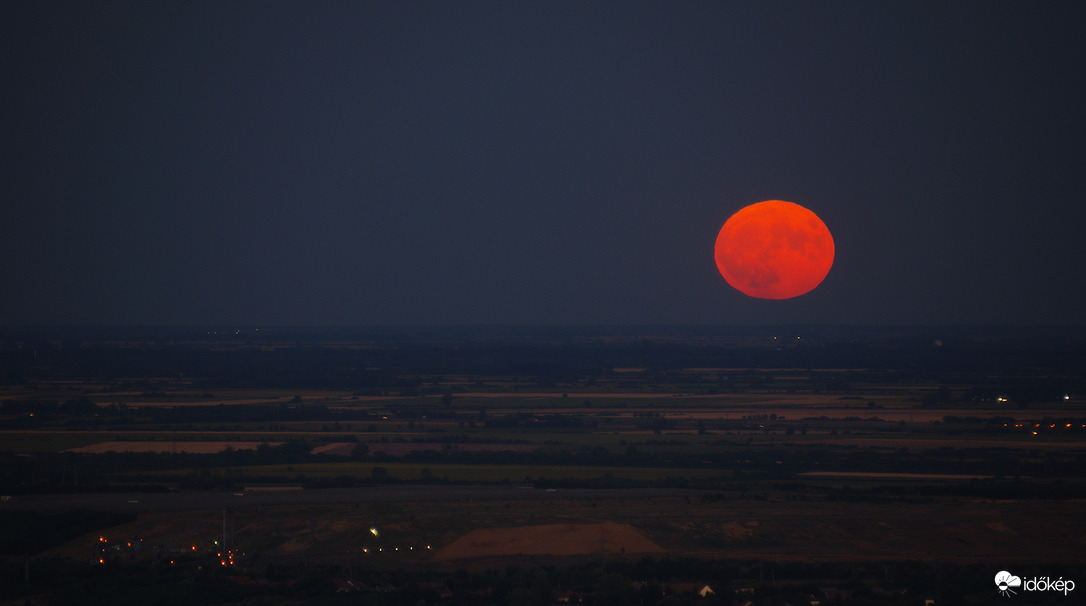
[2, 325, 1085, 604]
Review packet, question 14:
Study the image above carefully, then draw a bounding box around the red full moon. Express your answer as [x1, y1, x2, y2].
[714, 200, 834, 299]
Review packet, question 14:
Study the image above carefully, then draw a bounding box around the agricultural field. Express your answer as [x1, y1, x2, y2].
[2, 326, 1085, 604]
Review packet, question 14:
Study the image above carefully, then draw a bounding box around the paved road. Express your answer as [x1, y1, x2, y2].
[1, 485, 703, 512]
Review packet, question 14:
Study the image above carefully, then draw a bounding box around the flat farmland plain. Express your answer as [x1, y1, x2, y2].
[3, 327, 1086, 605]
[16, 487, 1086, 568]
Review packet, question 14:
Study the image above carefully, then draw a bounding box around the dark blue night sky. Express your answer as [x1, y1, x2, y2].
[4, 2, 1084, 326]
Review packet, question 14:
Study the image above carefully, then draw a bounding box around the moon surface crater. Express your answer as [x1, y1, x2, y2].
[714, 200, 834, 299]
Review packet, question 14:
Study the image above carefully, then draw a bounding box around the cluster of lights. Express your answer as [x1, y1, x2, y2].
[361, 526, 432, 554]
[998, 394, 1071, 403]
[360, 545, 431, 554]
[95, 535, 433, 566]
[99, 527, 436, 566]
[97, 535, 245, 566]
[218, 549, 238, 566]
[1003, 422, 1086, 436]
